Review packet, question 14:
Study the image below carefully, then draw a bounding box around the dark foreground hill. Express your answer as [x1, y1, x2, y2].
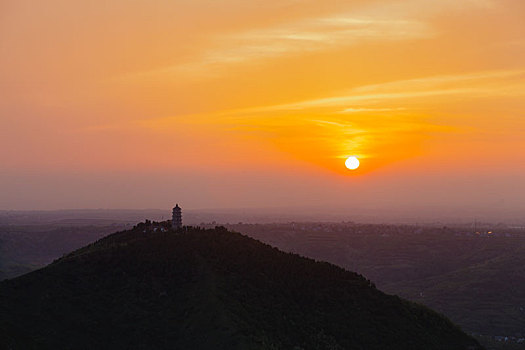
[0, 225, 482, 350]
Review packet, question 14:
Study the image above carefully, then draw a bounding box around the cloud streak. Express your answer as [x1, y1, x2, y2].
[118, 11, 435, 80]
[135, 68, 524, 172]
[114, 0, 500, 82]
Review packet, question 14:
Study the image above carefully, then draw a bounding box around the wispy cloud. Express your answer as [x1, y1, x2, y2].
[233, 69, 525, 113]
[138, 69, 525, 132]
[339, 108, 406, 113]
[115, 8, 435, 81]
[235, 89, 476, 113]
[137, 69, 525, 132]
[353, 70, 525, 93]
[135, 68, 524, 171]
[176, 16, 433, 73]
[114, 0, 499, 82]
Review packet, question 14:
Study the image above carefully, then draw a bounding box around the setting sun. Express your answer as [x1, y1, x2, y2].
[345, 156, 360, 170]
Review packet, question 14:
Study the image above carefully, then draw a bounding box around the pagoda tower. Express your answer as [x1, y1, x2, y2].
[172, 204, 182, 230]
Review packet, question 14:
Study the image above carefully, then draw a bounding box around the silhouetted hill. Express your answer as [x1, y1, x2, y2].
[228, 222, 525, 341]
[0, 225, 483, 349]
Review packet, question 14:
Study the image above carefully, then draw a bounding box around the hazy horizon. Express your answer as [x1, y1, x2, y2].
[2, 206, 524, 226]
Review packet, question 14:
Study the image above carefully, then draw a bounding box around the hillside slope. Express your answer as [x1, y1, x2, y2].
[229, 223, 525, 338]
[0, 225, 483, 350]
[385, 247, 525, 336]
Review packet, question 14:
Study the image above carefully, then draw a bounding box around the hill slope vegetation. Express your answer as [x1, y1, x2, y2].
[0, 225, 483, 350]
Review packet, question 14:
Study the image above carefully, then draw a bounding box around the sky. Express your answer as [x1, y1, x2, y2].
[1, 0, 524, 221]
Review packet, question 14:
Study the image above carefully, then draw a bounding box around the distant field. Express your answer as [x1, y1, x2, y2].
[0, 225, 125, 280]
[0, 209, 167, 279]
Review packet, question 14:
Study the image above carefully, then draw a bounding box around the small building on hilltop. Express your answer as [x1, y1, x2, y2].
[172, 204, 182, 230]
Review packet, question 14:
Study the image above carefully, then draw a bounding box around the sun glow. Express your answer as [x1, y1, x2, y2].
[345, 156, 360, 170]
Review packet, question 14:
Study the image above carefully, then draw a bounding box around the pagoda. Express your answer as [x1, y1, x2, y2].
[172, 204, 182, 230]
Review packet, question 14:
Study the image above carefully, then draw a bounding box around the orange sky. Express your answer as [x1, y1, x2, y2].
[1, 0, 524, 220]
